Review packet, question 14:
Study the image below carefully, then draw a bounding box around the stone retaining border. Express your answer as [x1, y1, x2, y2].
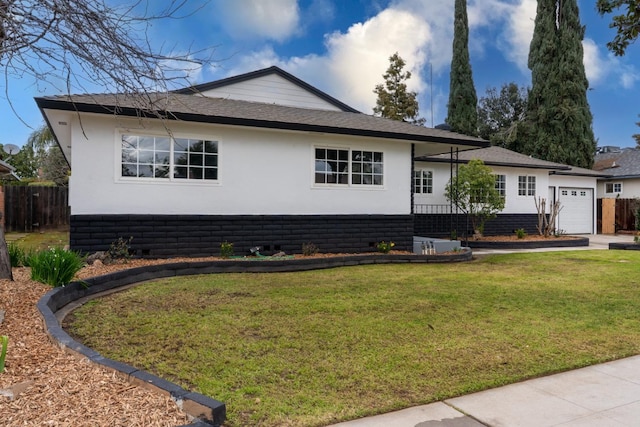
[464, 237, 589, 250]
[609, 243, 640, 250]
[36, 251, 472, 426]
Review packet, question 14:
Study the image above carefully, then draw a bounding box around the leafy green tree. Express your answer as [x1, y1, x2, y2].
[477, 83, 528, 150]
[597, 0, 640, 56]
[524, 0, 596, 169]
[373, 52, 425, 125]
[446, 0, 478, 136]
[634, 114, 640, 148]
[445, 159, 505, 237]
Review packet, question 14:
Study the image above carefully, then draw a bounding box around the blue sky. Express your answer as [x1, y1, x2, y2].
[2, 0, 639, 150]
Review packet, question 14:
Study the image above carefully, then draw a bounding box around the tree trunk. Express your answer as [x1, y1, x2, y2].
[0, 215, 12, 281]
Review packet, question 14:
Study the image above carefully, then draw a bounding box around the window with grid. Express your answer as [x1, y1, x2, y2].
[413, 170, 433, 194]
[518, 175, 536, 196]
[173, 138, 218, 180]
[605, 182, 622, 194]
[352, 150, 383, 185]
[315, 148, 349, 184]
[121, 135, 218, 181]
[494, 174, 506, 197]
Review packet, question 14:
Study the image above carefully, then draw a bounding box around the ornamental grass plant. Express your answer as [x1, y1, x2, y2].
[28, 247, 84, 287]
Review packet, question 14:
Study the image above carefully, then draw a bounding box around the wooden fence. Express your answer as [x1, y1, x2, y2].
[3, 186, 69, 232]
[598, 198, 638, 234]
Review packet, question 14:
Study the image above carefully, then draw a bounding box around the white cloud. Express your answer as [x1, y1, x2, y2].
[213, 0, 300, 42]
[493, 0, 537, 72]
[582, 38, 639, 89]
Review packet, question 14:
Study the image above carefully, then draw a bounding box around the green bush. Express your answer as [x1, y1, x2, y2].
[108, 236, 133, 262]
[302, 242, 319, 256]
[8, 242, 28, 267]
[0, 335, 7, 374]
[220, 241, 234, 258]
[376, 241, 395, 253]
[515, 228, 527, 239]
[28, 247, 85, 287]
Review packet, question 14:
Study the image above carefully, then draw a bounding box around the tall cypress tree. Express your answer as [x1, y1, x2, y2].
[446, 0, 478, 136]
[524, 0, 596, 168]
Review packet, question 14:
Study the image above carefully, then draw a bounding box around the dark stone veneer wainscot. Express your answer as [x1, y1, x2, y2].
[70, 214, 414, 257]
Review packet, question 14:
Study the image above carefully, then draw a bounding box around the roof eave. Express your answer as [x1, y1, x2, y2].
[34, 98, 489, 148]
[415, 156, 569, 171]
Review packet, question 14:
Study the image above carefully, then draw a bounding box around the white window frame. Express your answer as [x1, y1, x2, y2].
[605, 182, 622, 194]
[313, 146, 384, 187]
[494, 174, 506, 198]
[518, 175, 536, 196]
[413, 169, 433, 194]
[118, 132, 220, 184]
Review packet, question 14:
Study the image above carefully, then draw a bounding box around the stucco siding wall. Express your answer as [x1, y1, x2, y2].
[69, 115, 412, 216]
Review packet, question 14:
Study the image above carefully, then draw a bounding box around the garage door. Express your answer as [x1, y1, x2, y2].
[557, 188, 593, 234]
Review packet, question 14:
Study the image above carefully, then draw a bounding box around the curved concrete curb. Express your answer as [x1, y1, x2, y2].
[464, 237, 589, 250]
[37, 252, 472, 426]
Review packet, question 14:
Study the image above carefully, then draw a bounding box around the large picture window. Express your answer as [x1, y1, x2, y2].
[413, 170, 433, 194]
[314, 147, 384, 186]
[121, 134, 218, 181]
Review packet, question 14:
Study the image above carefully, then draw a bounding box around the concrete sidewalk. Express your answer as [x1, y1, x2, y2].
[330, 235, 640, 427]
[330, 356, 640, 427]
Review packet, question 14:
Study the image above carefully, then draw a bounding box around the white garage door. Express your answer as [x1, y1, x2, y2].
[557, 188, 593, 234]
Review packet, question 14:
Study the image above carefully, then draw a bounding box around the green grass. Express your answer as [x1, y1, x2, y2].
[68, 251, 640, 426]
[5, 229, 69, 251]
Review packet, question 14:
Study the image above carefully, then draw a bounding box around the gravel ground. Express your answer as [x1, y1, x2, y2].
[0, 264, 192, 427]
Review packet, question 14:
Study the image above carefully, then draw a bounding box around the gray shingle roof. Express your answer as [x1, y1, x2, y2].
[35, 92, 488, 148]
[594, 149, 640, 177]
[418, 146, 606, 176]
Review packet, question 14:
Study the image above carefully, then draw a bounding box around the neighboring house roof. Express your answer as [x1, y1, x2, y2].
[0, 159, 20, 181]
[35, 92, 488, 149]
[594, 148, 640, 179]
[417, 146, 606, 177]
[173, 66, 360, 113]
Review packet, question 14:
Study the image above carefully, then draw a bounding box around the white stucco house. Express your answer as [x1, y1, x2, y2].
[35, 66, 487, 257]
[413, 146, 603, 236]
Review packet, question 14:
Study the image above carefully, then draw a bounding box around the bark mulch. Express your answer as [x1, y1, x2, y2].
[0, 266, 191, 427]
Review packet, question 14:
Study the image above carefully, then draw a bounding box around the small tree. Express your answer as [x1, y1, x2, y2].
[373, 52, 425, 125]
[445, 159, 505, 237]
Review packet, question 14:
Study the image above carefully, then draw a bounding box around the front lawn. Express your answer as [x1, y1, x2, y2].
[68, 251, 640, 427]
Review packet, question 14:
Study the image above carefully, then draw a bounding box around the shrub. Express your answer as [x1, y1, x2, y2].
[515, 228, 527, 239]
[220, 241, 234, 258]
[0, 335, 7, 374]
[8, 242, 29, 267]
[301, 242, 319, 256]
[28, 247, 85, 287]
[377, 241, 395, 253]
[108, 236, 133, 262]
